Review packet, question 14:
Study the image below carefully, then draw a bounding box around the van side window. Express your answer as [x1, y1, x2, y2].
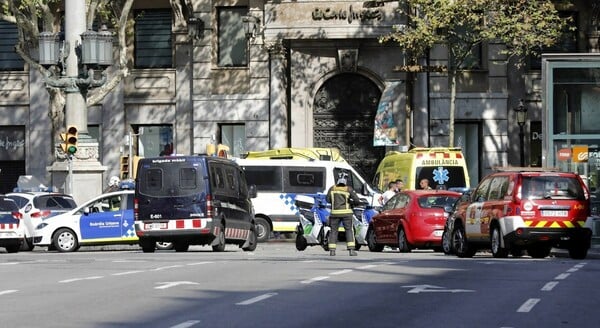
[284, 168, 325, 193]
[243, 166, 282, 192]
[145, 168, 163, 191]
[180, 167, 197, 189]
[225, 166, 238, 192]
[211, 166, 226, 190]
[239, 169, 249, 198]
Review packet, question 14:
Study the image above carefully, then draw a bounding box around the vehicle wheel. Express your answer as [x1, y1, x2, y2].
[173, 242, 190, 252]
[5, 243, 20, 253]
[452, 225, 475, 258]
[242, 227, 258, 252]
[442, 228, 453, 255]
[510, 247, 524, 257]
[295, 234, 308, 251]
[53, 228, 79, 252]
[139, 238, 156, 253]
[254, 217, 271, 243]
[527, 245, 551, 258]
[490, 225, 508, 258]
[21, 236, 34, 251]
[568, 244, 588, 259]
[355, 244, 362, 251]
[321, 229, 330, 251]
[367, 228, 384, 252]
[212, 228, 226, 252]
[397, 227, 411, 253]
[155, 242, 173, 250]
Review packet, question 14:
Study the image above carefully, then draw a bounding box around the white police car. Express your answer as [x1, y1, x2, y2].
[33, 189, 137, 252]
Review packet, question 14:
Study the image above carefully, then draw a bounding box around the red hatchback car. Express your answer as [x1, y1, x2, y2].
[367, 190, 461, 252]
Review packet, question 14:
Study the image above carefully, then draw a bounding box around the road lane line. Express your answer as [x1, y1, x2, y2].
[187, 262, 213, 266]
[301, 276, 330, 284]
[541, 281, 559, 291]
[0, 262, 18, 266]
[169, 320, 201, 328]
[517, 298, 540, 313]
[112, 270, 145, 276]
[554, 273, 570, 280]
[236, 292, 278, 305]
[567, 268, 579, 273]
[152, 265, 183, 271]
[59, 276, 104, 283]
[330, 269, 353, 275]
[357, 264, 378, 270]
[0, 290, 18, 295]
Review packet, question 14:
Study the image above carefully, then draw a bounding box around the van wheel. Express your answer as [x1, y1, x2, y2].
[139, 238, 156, 253]
[5, 243, 20, 253]
[254, 217, 271, 243]
[243, 227, 258, 252]
[397, 227, 411, 253]
[174, 242, 190, 252]
[568, 244, 588, 259]
[367, 228, 383, 252]
[212, 229, 226, 252]
[490, 225, 508, 258]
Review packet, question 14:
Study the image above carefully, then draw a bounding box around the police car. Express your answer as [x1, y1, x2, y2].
[33, 189, 138, 252]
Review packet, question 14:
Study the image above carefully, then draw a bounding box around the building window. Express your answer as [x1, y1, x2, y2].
[220, 124, 245, 158]
[135, 125, 173, 157]
[217, 7, 248, 67]
[134, 10, 172, 68]
[0, 21, 24, 71]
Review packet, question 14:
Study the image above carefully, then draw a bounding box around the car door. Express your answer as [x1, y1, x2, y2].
[79, 194, 125, 241]
[376, 193, 409, 243]
[121, 194, 137, 241]
[465, 177, 492, 241]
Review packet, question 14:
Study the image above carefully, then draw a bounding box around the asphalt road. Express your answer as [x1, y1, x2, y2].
[1, 242, 599, 328]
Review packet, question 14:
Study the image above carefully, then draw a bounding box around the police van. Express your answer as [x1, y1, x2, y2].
[134, 155, 258, 252]
[373, 147, 470, 191]
[234, 158, 381, 242]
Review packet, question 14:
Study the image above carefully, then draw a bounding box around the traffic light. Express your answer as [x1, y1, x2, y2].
[60, 125, 78, 155]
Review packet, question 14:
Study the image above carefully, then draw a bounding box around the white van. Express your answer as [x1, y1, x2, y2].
[234, 158, 381, 242]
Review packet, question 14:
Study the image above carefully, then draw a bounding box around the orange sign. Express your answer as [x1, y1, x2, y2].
[557, 148, 571, 161]
[572, 145, 589, 163]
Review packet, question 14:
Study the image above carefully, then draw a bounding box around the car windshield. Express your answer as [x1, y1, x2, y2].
[522, 176, 585, 200]
[418, 195, 459, 209]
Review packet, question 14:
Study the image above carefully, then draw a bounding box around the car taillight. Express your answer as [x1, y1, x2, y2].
[206, 194, 213, 217]
[134, 198, 138, 221]
[31, 210, 51, 219]
[12, 212, 23, 219]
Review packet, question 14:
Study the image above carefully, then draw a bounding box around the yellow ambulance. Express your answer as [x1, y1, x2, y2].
[243, 147, 345, 162]
[373, 147, 470, 191]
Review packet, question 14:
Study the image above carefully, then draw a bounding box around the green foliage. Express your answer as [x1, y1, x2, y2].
[381, 0, 568, 67]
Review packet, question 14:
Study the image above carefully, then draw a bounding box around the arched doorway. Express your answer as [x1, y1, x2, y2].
[313, 73, 384, 180]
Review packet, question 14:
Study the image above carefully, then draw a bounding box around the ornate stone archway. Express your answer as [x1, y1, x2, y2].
[313, 73, 384, 180]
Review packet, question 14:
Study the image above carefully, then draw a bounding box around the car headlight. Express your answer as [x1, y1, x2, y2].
[35, 223, 48, 230]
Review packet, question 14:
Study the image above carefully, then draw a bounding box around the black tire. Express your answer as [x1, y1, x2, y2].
[527, 245, 551, 258]
[452, 225, 475, 258]
[397, 227, 411, 253]
[173, 242, 190, 252]
[568, 244, 588, 259]
[367, 228, 384, 252]
[155, 242, 173, 250]
[212, 227, 226, 252]
[355, 244, 362, 251]
[242, 227, 258, 252]
[5, 243, 20, 253]
[321, 229, 330, 251]
[295, 234, 308, 251]
[139, 238, 156, 253]
[490, 225, 508, 258]
[510, 247, 524, 257]
[254, 217, 271, 243]
[53, 228, 79, 252]
[21, 236, 35, 251]
[442, 228, 453, 255]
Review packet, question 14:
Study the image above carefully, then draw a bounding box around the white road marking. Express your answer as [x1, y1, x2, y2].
[330, 269, 353, 275]
[169, 320, 201, 328]
[554, 273, 570, 280]
[301, 276, 330, 284]
[402, 285, 474, 294]
[186, 262, 213, 266]
[0, 290, 18, 295]
[152, 265, 184, 271]
[567, 267, 579, 273]
[0, 262, 18, 266]
[155, 281, 199, 290]
[541, 281, 559, 291]
[59, 276, 104, 283]
[517, 298, 540, 313]
[357, 264, 378, 269]
[236, 292, 278, 305]
[111, 270, 144, 276]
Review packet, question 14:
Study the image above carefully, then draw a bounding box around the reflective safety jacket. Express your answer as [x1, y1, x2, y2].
[327, 185, 361, 217]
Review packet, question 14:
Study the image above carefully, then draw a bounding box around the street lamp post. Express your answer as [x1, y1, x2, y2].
[514, 99, 528, 167]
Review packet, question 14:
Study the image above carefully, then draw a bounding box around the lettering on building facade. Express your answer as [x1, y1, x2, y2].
[312, 5, 382, 23]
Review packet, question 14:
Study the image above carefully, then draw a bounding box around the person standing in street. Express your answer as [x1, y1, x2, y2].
[326, 173, 362, 256]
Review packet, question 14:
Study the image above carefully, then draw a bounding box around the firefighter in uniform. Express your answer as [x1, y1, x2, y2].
[326, 173, 362, 256]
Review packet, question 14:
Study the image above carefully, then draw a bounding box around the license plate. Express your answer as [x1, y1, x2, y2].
[433, 230, 443, 237]
[145, 222, 167, 230]
[541, 210, 568, 217]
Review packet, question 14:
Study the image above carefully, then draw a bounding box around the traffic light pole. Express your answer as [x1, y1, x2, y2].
[67, 154, 73, 194]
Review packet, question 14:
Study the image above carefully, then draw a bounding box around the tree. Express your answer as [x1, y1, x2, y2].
[380, 0, 567, 147]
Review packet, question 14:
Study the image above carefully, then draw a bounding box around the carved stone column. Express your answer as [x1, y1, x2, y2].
[267, 40, 288, 149]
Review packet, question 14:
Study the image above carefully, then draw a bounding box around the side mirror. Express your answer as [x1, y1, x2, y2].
[83, 207, 90, 215]
[248, 184, 257, 199]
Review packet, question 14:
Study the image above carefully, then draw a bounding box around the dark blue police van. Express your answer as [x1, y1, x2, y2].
[134, 155, 257, 252]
